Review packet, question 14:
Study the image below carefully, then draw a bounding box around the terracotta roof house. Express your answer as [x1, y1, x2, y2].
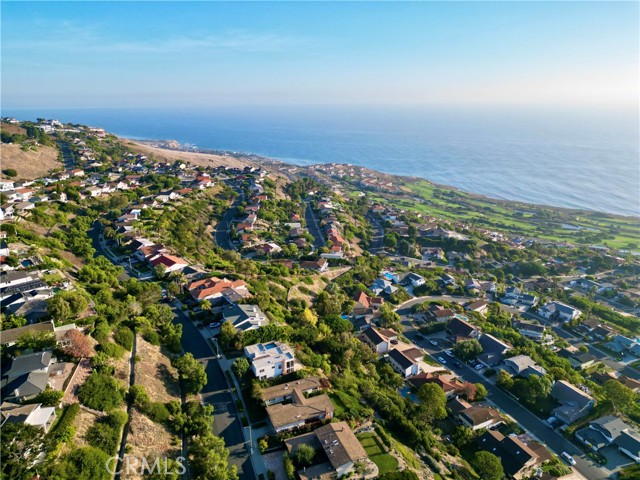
[149, 253, 189, 273]
[187, 277, 249, 303]
[409, 373, 471, 399]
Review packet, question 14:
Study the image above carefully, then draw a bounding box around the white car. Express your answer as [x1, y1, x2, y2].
[208, 322, 221, 329]
[438, 357, 447, 364]
[445, 349, 454, 357]
[561, 452, 576, 466]
[430, 340, 438, 347]
[474, 364, 484, 370]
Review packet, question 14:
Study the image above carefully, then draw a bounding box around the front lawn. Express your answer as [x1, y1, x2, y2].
[357, 432, 398, 475]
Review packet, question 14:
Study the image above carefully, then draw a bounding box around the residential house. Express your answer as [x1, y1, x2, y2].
[477, 334, 512, 367]
[500, 355, 547, 378]
[458, 405, 504, 431]
[558, 349, 598, 370]
[550, 380, 595, 424]
[446, 316, 480, 340]
[476, 430, 541, 479]
[0, 321, 55, 346]
[265, 388, 334, 433]
[538, 302, 582, 322]
[387, 348, 421, 377]
[284, 422, 369, 479]
[244, 341, 296, 380]
[409, 373, 472, 400]
[361, 328, 397, 355]
[222, 304, 268, 332]
[512, 321, 546, 342]
[0, 402, 57, 433]
[149, 253, 189, 273]
[576, 415, 640, 462]
[404, 272, 425, 288]
[260, 376, 329, 406]
[187, 277, 249, 304]
[299, 258, 328, 272]
[465, 300, 490, 316]
[1, 351, 55, 402]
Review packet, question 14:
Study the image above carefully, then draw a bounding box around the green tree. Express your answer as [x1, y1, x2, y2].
[153, 263, 167, 279]
[173, 353, 207, 395]
[293, 444, 316, 467]
[30, 387, 64, 406]
[47, 294, 72, 323]
[232, 357, 250, 378]
[379, 303, 401, 328]
[200, 299, 212, 313]
[219, 321, 237, 350]
[497, 369, 514, 389]
[1, 423, 46, 480]
[48, 447, 111, 480]
[451, 425, 475, 448]
[604, 379, 636, 414]
[15, 331, 56, 351]
[189, 432, 238, 480]
[453, 339, 483, 360]
[417, 383, 447, 421]
[474, 382, 488, 401]
[471, 451, 504, 480]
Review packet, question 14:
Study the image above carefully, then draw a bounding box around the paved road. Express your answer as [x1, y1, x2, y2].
[215, 188, 243, 251]
[366, 215, 384, 254]
[304, 200, 325, 249]
[400, 320, 610, 480]
[88, 222, 131, 281]
[171, 302, 255, 480]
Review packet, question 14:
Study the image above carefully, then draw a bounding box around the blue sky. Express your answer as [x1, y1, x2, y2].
[2, 1, 638, 108]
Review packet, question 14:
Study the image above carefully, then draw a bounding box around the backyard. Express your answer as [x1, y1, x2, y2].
[357, 432, 399, 475]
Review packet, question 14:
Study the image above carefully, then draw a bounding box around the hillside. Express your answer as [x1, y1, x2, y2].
[0, 143, 61, 180]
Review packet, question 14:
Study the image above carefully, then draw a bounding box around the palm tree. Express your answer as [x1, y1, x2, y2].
[200, 300, 212, 313]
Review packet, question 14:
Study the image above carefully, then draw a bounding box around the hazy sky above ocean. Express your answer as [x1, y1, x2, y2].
[2, 2, 638, 215]
[2, 2, 638, 109]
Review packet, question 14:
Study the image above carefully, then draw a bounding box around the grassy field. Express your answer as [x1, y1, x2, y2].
[368, 179, 639, 250]
[356, 432, 398, 475]
[328, 390, 370, 418]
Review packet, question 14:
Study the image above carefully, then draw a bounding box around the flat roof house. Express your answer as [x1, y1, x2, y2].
[244, 341, 296, 380]
[0, 402, 57, 433]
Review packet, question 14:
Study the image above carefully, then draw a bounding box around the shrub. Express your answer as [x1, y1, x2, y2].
[113, 327, 134, 351]
[98, 341, 125, 359]
[2, 169, 17, 177]
[78, 373, 125, 411]
[145, 402, 171, 423]
[142, 329, 161, 345]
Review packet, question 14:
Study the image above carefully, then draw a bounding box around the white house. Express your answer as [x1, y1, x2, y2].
[244, 341, 296, 380]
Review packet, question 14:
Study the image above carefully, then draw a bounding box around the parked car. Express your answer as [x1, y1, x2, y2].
[209, 322, 221, 329]
[438, 357, 447, 364]
[453, 361, 462, 368]
[430, 340, 438, 347]
[474, 364, 484, 370]
[561, 452, 576, 466]
[445, 349, 454, 357]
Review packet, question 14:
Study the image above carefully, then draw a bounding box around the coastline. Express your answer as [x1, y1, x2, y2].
[123, 136, 640, 222]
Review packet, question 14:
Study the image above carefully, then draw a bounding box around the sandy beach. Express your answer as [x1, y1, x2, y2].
[120, 138, 251, 170]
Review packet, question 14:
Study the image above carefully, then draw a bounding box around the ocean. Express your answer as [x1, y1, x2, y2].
[5, 106, 639, 217]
